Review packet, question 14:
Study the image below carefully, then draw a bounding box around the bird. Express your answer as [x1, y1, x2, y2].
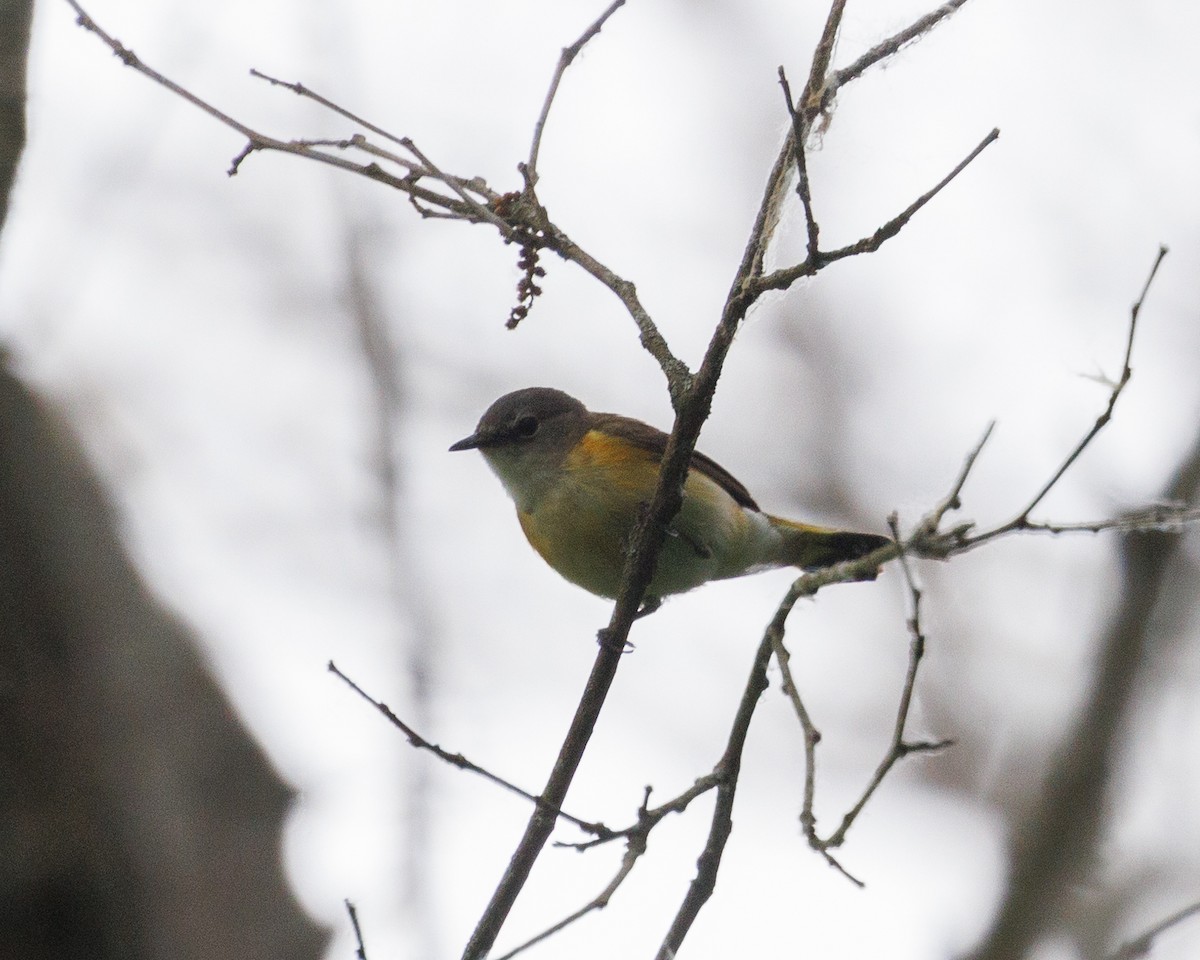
[450, 387, 890, 607]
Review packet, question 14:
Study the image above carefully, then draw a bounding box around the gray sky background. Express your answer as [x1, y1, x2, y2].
[3, 1, 1199, 958]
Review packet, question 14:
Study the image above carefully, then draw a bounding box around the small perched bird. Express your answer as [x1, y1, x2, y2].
[450, 387, 890, 605]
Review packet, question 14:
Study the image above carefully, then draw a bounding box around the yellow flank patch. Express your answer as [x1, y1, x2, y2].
[567, 430, 660, 489]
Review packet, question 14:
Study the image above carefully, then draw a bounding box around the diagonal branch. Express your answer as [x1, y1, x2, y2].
[328, 661, 610, 838]
[1108, 899, 1200, 960]
[828, 0, 973, 104]
[492, 836, 644, 960]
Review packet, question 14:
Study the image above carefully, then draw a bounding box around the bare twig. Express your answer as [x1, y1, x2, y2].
[751, 0, 973, 276]
[801, 0, 848, 117]
[1108, 899, 1200, 960]
[752, 127, 1000, 296]
[249, 67, 412, 152]
[526, 0, 626, 183]
[901, 420, 995, 550]
[490, 775, 728, 955]
[344, 900, 368, 960]
[967, 245, 1170, 547]
[328, 661, 610, 839]
[492, 837, 643, 960]
[828, 0, 973, 106]
[768, 610, 863, 885]
[821, 516, 953, 851]
[65, 0, 692, 392]
[460, 643, 629, 959]
[778, 67, 820, 262]
[398, 135, 515, 238]
[531, 221, 693, 394]
[556, 775, 722, 852]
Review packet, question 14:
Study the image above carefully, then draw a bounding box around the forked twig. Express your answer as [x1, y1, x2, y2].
[249, 68, 414, 152]
[753, 127, 1000, 295]
[820, 516, 953, 851]
[967, 245, 1170, 547]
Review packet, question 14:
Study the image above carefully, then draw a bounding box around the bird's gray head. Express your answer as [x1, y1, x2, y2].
[449, 387, 591, 510]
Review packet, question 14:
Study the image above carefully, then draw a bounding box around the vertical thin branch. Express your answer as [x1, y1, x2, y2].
[778, 67, 820, 262]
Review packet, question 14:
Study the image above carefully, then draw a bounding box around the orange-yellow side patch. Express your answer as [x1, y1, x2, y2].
[566, 430, 660, 490]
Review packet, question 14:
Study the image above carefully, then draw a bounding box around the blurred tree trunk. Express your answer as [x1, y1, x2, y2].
[0, 4, 326, 957]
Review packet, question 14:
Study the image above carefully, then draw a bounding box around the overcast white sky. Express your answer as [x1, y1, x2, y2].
[3, 1, 1200, 958]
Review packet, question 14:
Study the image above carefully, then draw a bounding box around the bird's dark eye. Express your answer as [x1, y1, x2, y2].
[514, 415, 539, 438]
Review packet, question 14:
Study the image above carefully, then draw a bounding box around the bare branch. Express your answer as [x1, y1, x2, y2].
[344, 900, 369, 960]
[556, 775, 722, 852]
[778, 67, 820, 262]
[768, 611, 863, 885]
[821, 515, 953, 850]
[1014, 504, 1200, 537]
[753, 127, 1000, 296]
[526, 0, 627, 183]
[968, 245, 1170, 547]
[1109, 899, 1200, 960]
[802, 0, 848, 113]
[398, 136, 516, 238]
[66, 0, 259, 144]
[828, 0, 973, 104]
[249, 68, 413, 152]
[533, 220, 692, 393]
[327, 661, 611, 839]
[492, 837, 642, 960]
[905, 420, 995, 546]
[750, 0, 976, 277]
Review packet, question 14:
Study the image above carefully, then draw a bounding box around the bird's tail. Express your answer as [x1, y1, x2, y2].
[767, 515, 891, 573]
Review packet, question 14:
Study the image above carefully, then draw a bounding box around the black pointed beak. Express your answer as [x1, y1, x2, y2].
[449, 432, 483, 452]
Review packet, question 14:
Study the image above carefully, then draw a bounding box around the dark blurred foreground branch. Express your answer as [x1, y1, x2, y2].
[965, 420, 1200, 959]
